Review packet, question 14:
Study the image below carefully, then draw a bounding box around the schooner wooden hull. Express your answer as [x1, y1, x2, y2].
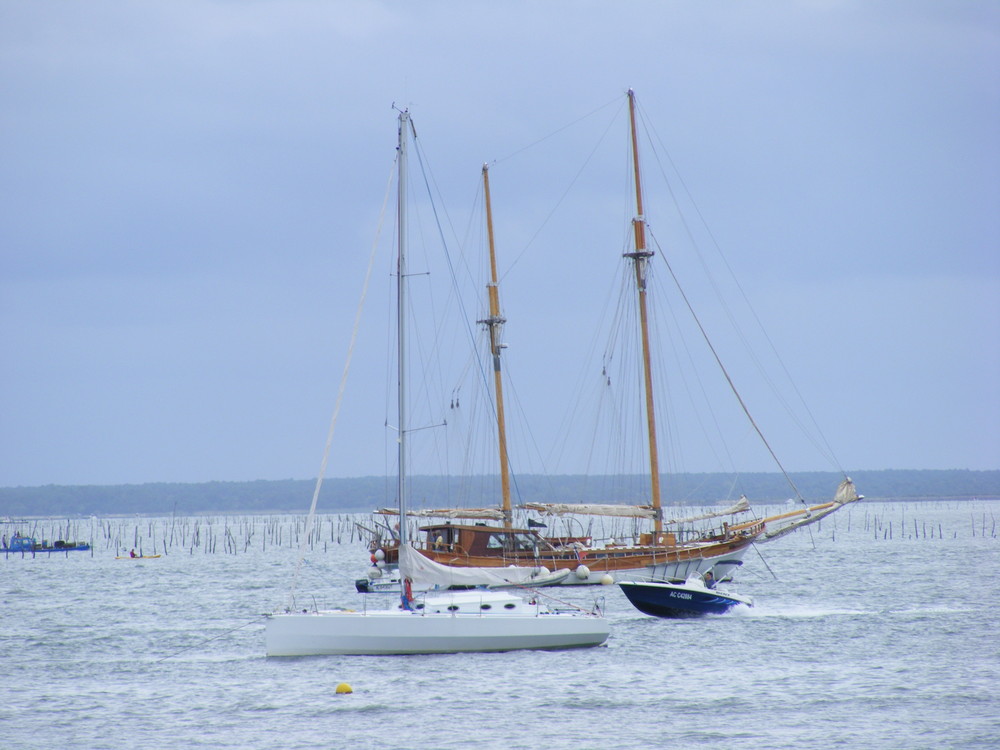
[422, 538, 756, 584]
[370, 524, 762, 585]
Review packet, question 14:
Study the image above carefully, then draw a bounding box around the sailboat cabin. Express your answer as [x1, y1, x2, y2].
[417, 523, 550, 556]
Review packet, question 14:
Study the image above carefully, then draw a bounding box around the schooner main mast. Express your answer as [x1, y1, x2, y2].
[624, 88, 664, 538]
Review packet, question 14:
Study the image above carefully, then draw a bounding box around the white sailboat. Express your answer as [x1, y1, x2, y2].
[267, 547, 606, 656]
[265, 108, 609, 656]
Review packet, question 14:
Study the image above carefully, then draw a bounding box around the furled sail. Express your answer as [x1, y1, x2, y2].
[374, 507, 506, 520]
[754, 479, 862, 543]
[519, 503, 657, 519]
[520, 496, 751, 523]
[661, 496, 751, 525]
[397, 544, 568, 588]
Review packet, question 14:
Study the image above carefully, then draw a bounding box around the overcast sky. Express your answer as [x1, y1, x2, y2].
[2, 1, 997, 488]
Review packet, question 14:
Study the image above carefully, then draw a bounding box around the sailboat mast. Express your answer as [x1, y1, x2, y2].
[481, 165, 513, 529]
[397, 109, 410, 547]
[624, 89, 663, 536]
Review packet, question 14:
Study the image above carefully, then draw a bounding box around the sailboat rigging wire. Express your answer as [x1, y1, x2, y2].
[645, 264, 742, 480]
[651, 233, 806, 503]
[544, 253, 621, 475]
[632, 96, 844, 476]
[155, 615, 267, 663]
[408, 136, 482, 484]
[407, 127, 517, 513]
[497, 99, 625, 282]
[496, 358, 547, 504]
[410, 136, 533, 509]
[751, 542, 779, 580]
[492, 94, 621, 167]
[284, 162, 393, 610]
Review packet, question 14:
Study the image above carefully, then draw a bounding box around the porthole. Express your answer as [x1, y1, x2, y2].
[447, 605, 460, 611]
[480, 604, 492, 610]
[503, 603, 517, 610]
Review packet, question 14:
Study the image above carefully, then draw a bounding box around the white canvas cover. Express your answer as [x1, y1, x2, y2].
[519, 502, 657, 519]
[520, 496, 751, 523]
[661, 496, 752, 525]
[398, 544, 563, 588]
[760, 479, 862, 542]
[375, 507, 506, 520]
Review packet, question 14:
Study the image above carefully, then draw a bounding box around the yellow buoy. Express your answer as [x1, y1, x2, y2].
[335, 682, 353, 695]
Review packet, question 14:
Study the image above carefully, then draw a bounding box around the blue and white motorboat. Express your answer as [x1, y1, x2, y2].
[618, 574, 752, 618]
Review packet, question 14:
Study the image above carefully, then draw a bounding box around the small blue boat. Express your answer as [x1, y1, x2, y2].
[618, 576, 752, 618]
[2, 534, 91, 554]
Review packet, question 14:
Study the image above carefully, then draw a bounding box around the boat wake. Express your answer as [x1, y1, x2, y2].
[740, 604, 869, 619]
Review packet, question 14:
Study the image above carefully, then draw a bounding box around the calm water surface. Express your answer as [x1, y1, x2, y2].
[3, 500, 998, 749]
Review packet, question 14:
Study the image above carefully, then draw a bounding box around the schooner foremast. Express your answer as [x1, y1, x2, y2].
[624, 88, 664, 540]
[480, 164, 513, 532]
[375, 164, 515, 528]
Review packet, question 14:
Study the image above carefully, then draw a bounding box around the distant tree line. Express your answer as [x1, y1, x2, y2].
[1, 469, 997, 518]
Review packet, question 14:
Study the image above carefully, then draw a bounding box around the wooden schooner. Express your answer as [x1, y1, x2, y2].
[363, 95, 803, 585]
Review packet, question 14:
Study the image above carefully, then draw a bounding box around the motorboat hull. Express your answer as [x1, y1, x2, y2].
[618, 580, 752, 618]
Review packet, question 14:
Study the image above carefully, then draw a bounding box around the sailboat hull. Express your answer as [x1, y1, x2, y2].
[266, 610, 609, 656]
[266, 589, 609, 656]
[618, 580, 752, 618]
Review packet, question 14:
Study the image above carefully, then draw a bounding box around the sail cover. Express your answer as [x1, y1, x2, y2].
[519, 496, 751, 523]
[519, 503, 657, 519]
[375, 507, 506, 520]
[759, 479, 862, 542]
[661, 496, 751, 524]
[397, 545, 563, 588]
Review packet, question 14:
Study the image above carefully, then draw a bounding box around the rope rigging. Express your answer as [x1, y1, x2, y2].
[648, 225, 806, 502]
[284, 160, 392, 610]
[633, 95, 846, 478]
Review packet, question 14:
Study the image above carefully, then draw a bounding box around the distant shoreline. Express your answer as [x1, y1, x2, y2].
[2, 469, 998, 517]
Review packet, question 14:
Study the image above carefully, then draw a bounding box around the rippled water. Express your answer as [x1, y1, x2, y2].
[3, 500, 999, 749]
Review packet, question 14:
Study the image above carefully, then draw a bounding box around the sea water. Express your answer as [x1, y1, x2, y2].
[2, 500, 998, 749]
